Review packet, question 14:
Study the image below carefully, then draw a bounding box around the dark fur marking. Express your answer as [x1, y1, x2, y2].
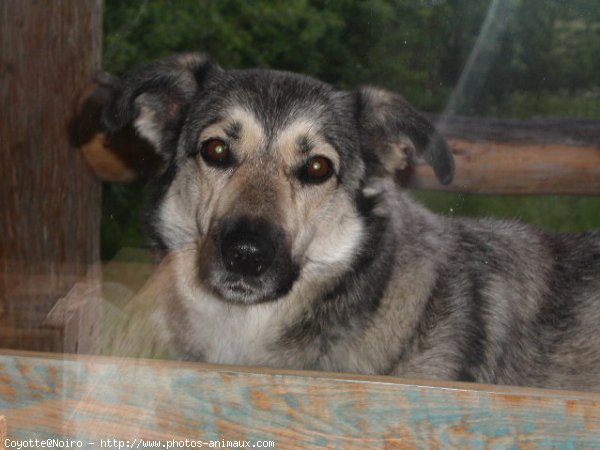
[454, 228, 490, 381]
[280, 195, 395, 354]
[381, 273, 453, 375]
[224, 121, 241, 141]
[388, 227, 490, 380]
[533, 232, 597, 353]
[297, 135, 312, 154]
[145, 162, 179, 251]
[457, 265, 488, 382]
[225, 70, 335, 138]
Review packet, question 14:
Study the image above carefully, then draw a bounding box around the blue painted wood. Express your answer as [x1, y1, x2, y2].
[1, 351, 599, 448]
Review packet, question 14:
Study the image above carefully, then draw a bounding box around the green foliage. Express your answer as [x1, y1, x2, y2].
[101, 0, 600, 260]
[101, 183, 147, 260]
[492, 90, 600, 119]
[103, 0, 477, 110]
[412, 191, 600, 233]
[103, 0, 600, 114]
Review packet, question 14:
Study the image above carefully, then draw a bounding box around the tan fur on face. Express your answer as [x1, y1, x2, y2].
[192, 109, 363, 268]
[154, 107, 365, 311]
[156, 163, 203, 247]
[275, 118, 340, 172]
[197, 107, 264, 161]
[134, 98, 162, 147]
[192, 107, 267, 235]
[145, 105, 367, 341]
[275, 118, 364, 279]
[383, 140, 411, 172]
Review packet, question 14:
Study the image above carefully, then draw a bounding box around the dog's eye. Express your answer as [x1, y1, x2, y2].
[300, 156, 334, 184]
[200, 139, 231, 166]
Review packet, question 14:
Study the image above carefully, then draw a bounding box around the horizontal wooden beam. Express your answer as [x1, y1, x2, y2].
[74, 86, 600, 195]
[1, 351, 599, 447]
[432, 115, 600, 146]
[406, 137, 600, 195]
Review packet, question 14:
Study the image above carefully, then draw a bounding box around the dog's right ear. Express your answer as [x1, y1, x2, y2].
[101, 53, 220, 153]
[356, 86, 454, 185]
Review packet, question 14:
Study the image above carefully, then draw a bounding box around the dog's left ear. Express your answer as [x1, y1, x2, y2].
[356, 86, 454, 185]
[101, 53, 221, 155]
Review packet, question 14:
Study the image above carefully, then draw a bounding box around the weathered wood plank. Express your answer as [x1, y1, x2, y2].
[0, 416, 6, 449]
[406, 137, 600, 195]
[408, 115, 600, 195]
[1, 351, 599, 448]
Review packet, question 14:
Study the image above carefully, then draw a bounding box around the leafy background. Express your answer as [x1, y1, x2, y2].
[101, 0, 600, 259]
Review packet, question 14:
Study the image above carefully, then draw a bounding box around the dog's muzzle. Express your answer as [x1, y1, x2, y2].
[221, 226, 275, 277]
[210, 217, 298, 304]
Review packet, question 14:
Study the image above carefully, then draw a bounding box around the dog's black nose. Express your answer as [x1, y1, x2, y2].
[221, 227, 276, 277]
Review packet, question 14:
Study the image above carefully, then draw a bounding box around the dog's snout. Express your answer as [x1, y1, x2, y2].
[221, 224, 276, 277]
[213, 217, 298, 303]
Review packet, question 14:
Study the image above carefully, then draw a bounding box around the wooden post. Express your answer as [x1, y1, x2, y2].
[0, 1, 103, 352]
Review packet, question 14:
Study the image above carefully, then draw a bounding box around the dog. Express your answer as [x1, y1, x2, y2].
[101, 53, 600, 392]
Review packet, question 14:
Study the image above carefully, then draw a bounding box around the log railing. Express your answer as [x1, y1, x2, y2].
[75, 88, 600, 195]
[410, 115, 600, 195]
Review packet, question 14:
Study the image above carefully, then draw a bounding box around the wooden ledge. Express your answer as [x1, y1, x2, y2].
[1, 350, 599, 447]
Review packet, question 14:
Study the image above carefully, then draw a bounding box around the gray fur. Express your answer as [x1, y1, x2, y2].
[103, 53, 600, 392]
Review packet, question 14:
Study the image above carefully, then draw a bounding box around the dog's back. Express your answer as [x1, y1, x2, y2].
[380, 200, 600, 390]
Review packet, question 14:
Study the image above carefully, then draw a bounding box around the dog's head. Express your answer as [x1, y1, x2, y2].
[103, 53, 453, 304]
